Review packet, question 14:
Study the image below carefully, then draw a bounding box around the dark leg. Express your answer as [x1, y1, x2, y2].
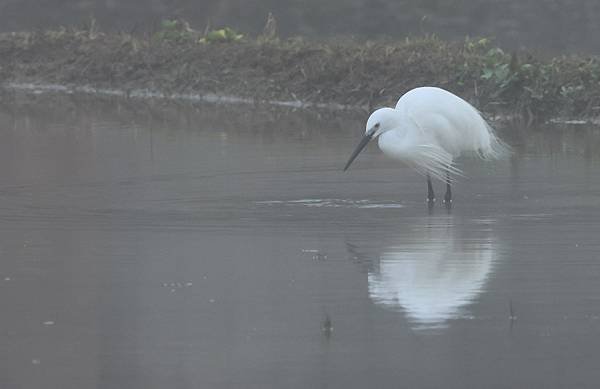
[427, 174, 435, 202]
[443, 170, 452, 204]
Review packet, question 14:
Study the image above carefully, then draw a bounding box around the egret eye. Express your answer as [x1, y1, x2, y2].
[374, 123, 380, 128]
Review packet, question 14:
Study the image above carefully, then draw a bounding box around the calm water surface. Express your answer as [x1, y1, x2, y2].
[1, 95, 600, 388]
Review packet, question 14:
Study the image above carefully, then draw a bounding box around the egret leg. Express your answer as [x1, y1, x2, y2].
[443, 170, 452, 204]
[427, 174, 435, 202]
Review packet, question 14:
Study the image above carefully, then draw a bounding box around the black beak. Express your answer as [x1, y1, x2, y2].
[343, 130, 374, 171]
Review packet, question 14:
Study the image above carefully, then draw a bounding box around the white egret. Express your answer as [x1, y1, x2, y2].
[344, 87, 510, 203]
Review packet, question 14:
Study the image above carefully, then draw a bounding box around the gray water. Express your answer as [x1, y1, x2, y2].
[2, 95, 600, 388]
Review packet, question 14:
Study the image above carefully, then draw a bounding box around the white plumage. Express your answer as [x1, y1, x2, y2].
[344, 86, 510, 202]
[374, 87, 508, 180]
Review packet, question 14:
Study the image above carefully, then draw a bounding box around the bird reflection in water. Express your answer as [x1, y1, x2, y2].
[349, 216, 497, 330]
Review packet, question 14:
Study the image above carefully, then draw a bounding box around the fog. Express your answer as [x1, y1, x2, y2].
[3, 2, 600, 388]
[1, 0, 600, 52]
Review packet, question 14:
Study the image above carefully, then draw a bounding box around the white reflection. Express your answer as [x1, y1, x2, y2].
[367, 217, 496, 330]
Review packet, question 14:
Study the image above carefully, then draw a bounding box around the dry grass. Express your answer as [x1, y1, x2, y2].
[2, 24, 600, 120]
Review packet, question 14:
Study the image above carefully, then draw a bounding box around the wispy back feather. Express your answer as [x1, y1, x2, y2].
[408, 144, 464, 182]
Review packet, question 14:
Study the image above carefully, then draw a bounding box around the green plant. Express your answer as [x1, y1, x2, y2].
[199, 27, 243, 43]
[464, 37, 490, 52]
[480, 48, 513, 89]
[154, 19, 196, 42]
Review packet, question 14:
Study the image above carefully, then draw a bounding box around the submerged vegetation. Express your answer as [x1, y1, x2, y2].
[1, 18, 600, 121]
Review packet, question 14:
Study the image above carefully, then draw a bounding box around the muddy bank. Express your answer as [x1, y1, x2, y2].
[1, 24, 600, 121]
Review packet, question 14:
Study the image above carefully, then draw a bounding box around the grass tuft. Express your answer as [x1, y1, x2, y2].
[2, 21, 600, 121]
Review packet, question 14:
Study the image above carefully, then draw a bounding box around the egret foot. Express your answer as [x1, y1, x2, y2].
[443, 194, 452, 213]
[427, 197, 436, 213]
[443, 171, 452, 204]
[427, 174, 435, 203]
[443, 199, 452, 209]
[427, 199, 435, 214]
[444, 200, 452, 213]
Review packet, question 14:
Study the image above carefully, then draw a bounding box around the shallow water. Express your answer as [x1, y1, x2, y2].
[2, 95, 600, 388]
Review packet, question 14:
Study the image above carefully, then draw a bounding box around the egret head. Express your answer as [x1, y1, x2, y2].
[344, 108, 396, 171]
[366, 107, 396, 137]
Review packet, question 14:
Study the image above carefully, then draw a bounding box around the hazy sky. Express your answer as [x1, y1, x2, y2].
[1, 0, 599, 53]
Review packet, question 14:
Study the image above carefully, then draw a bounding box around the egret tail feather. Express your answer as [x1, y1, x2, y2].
[481, 122, 512, 160]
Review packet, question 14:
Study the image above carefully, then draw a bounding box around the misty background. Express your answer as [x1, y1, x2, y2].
[1, 0, 599, 53]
